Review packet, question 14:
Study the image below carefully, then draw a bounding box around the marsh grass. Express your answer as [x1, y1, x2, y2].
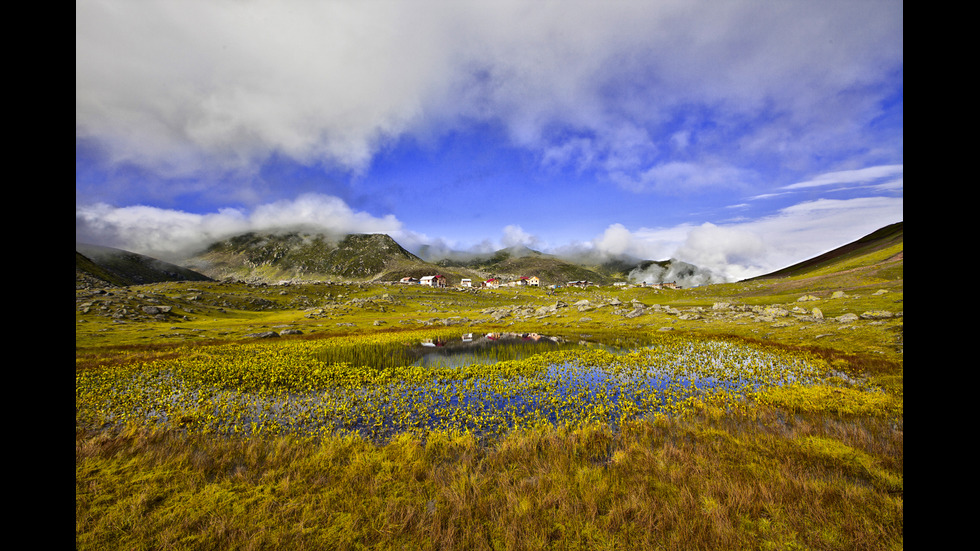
[77, 405, 902, 550]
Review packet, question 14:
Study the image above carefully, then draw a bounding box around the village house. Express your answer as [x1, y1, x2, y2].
[399, 277, 419, 284]
[528, 276, 540, 286]
[483, 278, 501, 289]
[420, 275, 447, 287]
[643, 281, 680, 289]
[460, 278, 472, 287]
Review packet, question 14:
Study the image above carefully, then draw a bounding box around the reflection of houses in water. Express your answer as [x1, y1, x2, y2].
[419, 332, 562, 350]
[482, 332, 553, 343]
[413, 332, 567, 367]
[420, 338, 448, 347]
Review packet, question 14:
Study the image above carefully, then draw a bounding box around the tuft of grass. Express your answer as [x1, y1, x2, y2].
[756, 384, 902, 416]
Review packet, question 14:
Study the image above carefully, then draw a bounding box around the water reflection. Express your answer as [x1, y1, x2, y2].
[413, 332, 571, 368]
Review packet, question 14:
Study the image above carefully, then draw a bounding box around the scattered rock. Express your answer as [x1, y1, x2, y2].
[246, 331, 280, 338]
[860, 310, 895, 320]
[623, 309, 646, 319]
[762, 306, 791, 318]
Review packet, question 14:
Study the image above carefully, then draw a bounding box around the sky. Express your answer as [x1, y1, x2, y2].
[76, 0, 903, 282]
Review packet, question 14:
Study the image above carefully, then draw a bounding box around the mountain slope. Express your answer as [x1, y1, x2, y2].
[76, 243, 212, 287]
[746, 221, 903, 281]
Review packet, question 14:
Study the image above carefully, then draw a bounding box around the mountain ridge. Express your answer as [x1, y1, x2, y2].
[75, 222, 903, 289]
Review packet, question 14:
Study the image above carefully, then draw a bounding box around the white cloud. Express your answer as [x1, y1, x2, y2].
[501, 224, 541, 250]
[589, 223, 693, 262]
[781, 164, 904, 190]
[587, 195, 902, 281]
[610, 161, 754, 194]
[674, 223, 767, 279]
[77, 1, 903, 190]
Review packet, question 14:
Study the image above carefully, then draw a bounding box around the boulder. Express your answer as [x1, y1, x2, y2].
[246, 331, 280, 338]
[860, 310, 894, 320]
[762, 306, 791, 317]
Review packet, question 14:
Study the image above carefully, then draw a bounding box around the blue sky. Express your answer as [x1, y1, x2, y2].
[76, 1, 903, 281]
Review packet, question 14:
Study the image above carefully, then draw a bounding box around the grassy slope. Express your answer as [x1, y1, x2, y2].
[747, 221, 903, 281]
[76, 245, 212, 286]
[76, 227, 904, 550]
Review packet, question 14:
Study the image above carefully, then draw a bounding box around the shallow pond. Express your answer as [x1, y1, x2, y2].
[76, 334, 827, 440]
[411, 332, 585, 368]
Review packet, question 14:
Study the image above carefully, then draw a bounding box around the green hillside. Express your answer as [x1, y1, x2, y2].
[748, 221, 903, 281]
[76, 243, 212, 287]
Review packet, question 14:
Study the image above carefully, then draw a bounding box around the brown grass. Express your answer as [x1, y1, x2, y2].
[77, 406, 902, 550]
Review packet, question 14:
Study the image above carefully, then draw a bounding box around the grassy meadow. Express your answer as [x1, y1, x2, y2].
[77, 268, 903, 549]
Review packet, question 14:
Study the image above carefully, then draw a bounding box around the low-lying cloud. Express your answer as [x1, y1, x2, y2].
[627, 259, 726, 288]
[77, 186, 901, 285]
[585, 195, 903, 282]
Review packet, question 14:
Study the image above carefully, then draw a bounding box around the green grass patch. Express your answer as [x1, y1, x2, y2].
[756, 384, 902, 416]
